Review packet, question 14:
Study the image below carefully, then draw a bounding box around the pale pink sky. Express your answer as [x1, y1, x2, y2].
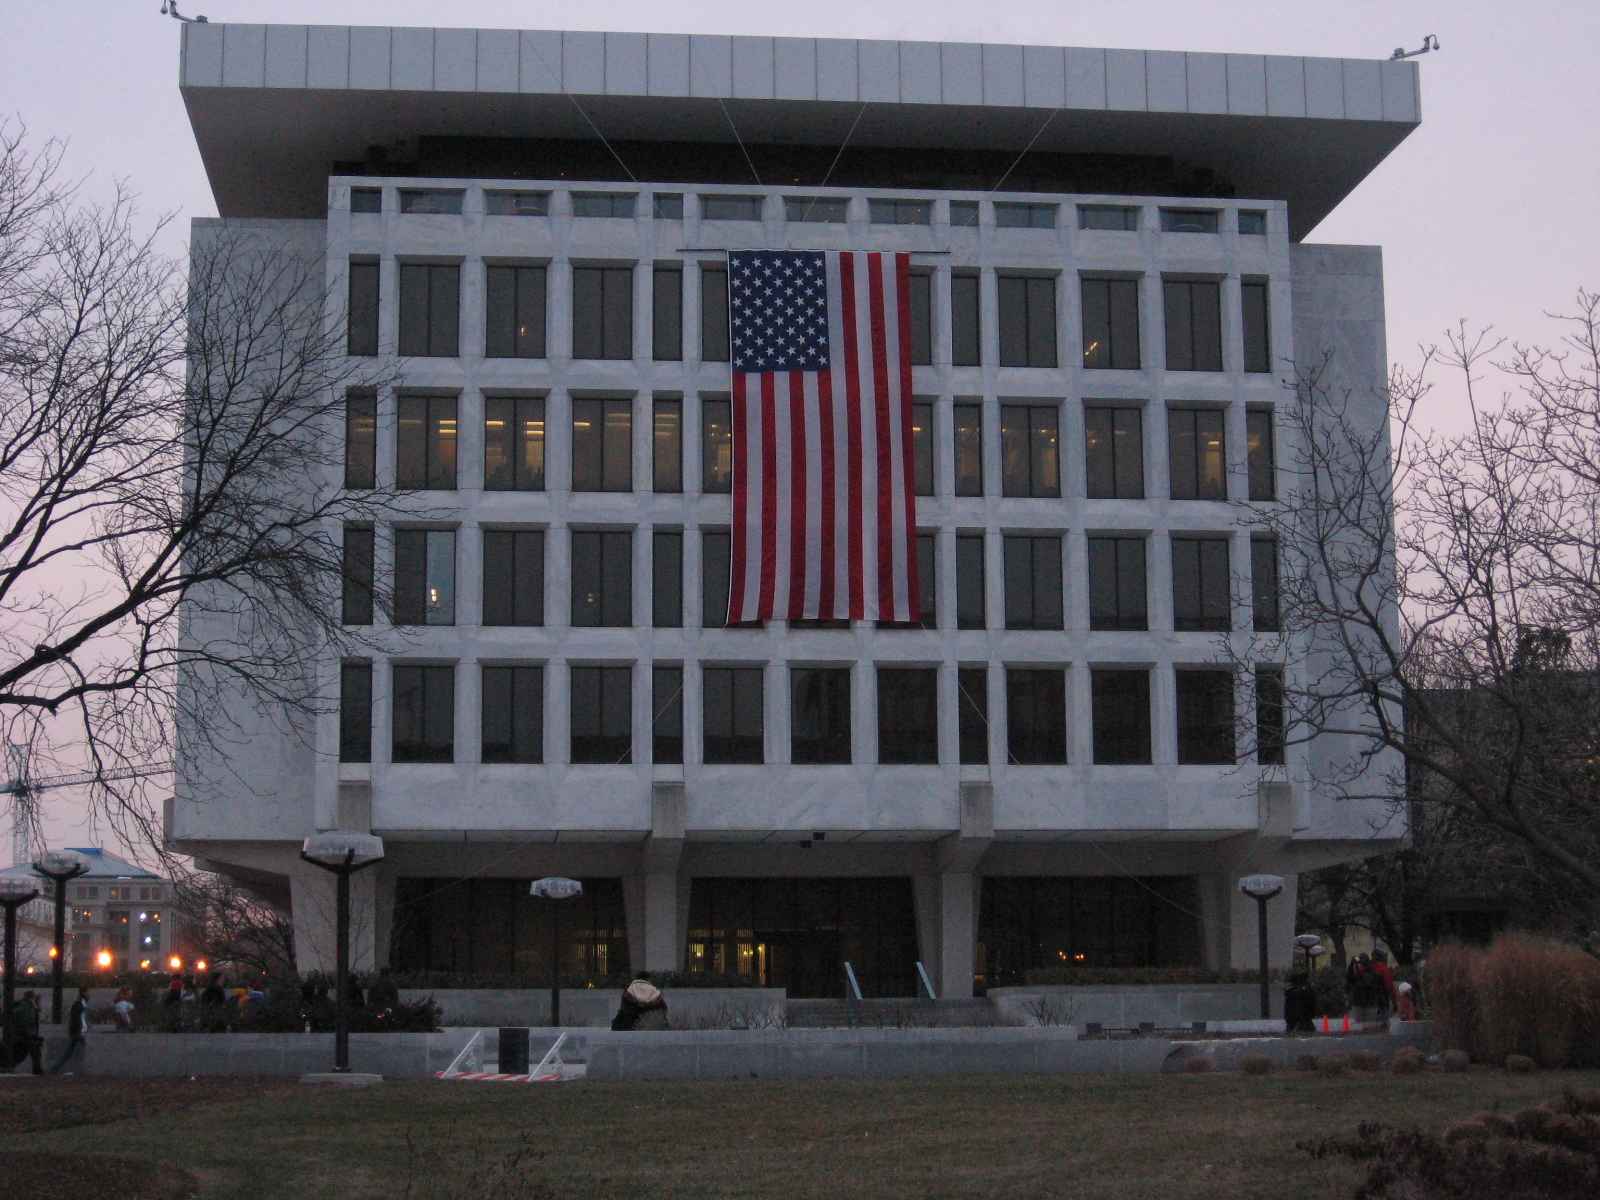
[2, 0, 1596, 853]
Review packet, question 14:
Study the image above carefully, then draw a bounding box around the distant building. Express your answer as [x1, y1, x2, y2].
[0, 849, 182, 973]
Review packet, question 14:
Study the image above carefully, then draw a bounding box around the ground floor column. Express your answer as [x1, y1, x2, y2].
[628, 782, 685, 975]
[289, 862, 379, 975]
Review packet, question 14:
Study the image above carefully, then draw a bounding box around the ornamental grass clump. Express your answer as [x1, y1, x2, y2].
[1429, 934, 1600, 1068]
[1319, 1054, 1352, 1078]
[1392, 1047, 1425, 1075]
[1182, 1056, 1213, 1074]
[1351, 1050, 1382, 1072]
[1239, 1053, 1271, 1076]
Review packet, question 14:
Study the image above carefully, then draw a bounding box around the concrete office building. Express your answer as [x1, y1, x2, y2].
[169, 24, 1415, 997]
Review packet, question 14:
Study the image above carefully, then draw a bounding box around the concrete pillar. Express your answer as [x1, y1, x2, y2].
[917, 782, 992, 999]
[289, 864, 378, 975]
[629, 782, 685, 974]
[936, 873, 978, 999]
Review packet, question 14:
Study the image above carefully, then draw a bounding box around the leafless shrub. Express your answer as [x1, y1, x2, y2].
[1182, 1056, 1213, 1074]
[1352, 1050, 1382, 1072]
[1240, 1053, 1272, 1075]
[1320, 1054, 1352, 1077]
[1017, 995, 1079, 1028]
[1441, 1049, 1471, 1073]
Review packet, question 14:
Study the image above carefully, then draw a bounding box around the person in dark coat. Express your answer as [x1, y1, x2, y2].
[611, 972, 668, 1031]
[10, 991, 43, 1074]
[200, 972, 227, 1007]
[48, 989, 89, 1074]
[1283, 972, 1317, 1032]
[367, 967, 400, 1013]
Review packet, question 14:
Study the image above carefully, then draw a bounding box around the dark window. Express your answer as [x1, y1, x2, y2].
[1160, 208, 1219, 233]
[572, 193, 635, 218]
[484, 265, 546, 358]
[957, 667, 989, 764]
[1084, 407, 1144, 499]
[653, 399, 682, 492]
[1088, 537, 1147, 631]
[571, 266, 634, 360]
[392, 665, 455, 763]
[953, 402, 983, 495]
[909, 272, 932, 366]
[1242, 281, 1270, 373]
[701, 398, 732, 493]
[570, 666, 631, 764]
[652, 267, 683, 361]
[951, 273, 981, 366]
[341, 526, 374, 625]
[339, 663, 372, 763]
[869, 199, 931, 225]
[485, 191, 548, 216]
[569, 530, 632, 628]
[791, 668, 851, 764]
[399, 189, 462, 215]
[349, 188, 382, 214]
[481, 666, 543, 764]
[1163, 280, 1223, 372]
[700, 265, 729, 362]
[653, 531, 682, 628]
[1256, 666, 1285, 765]
[911, 403, 934, 496]
[398, 264, 461, 357]
[652, 666, 684, 765]
[701, 194, 763, 221]
[1003, 535, 1063, 631]
[998, 275, 1057, 368]
[1171, 536, 1232, 632]
[995, 202, 1056, 229]
[1006, 669, 1066, 764]
[393, 529, 455, 626]
[1081, 278, 1140, 369]
[1247, 409, 1275, 500]
[785, 196, 848, 223]
[481, 530, 544, 627]
[1251, 538, 1280, 632]
[344, 390, 376, 489]
[703, 667, 764, 764]
[1092, 670, 1151, 764]
[949, 200, 979, 227]
[571, 398, 632, 492]
[1000, 405, 1060, 497]
[347, 260, 378, 356]
[956, 534, 986, 630]
[483, 396, 545, 491]
[1176, 670, 1235, 765]
[878, 668, 938, 764]
[702, 530, 730, 628]
[1079, 205, 1138, 231]
[1238, 210, 1267, 235]
[396, 395, 458, 490]
[1167, 408, 1227, 501]
[652, 193, 683, 219]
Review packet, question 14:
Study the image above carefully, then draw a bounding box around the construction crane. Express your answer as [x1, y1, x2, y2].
[1, 746, 174, 867]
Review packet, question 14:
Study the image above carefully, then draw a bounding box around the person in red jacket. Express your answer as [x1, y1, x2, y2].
[1370, 949, 1401, 1014]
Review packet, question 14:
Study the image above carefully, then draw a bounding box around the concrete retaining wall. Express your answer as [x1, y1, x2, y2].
[989, 984, 1274, 1027]
[398, 988, 785, 1028]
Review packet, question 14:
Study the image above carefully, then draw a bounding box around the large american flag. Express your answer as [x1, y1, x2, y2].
[726, 249, 920, 624]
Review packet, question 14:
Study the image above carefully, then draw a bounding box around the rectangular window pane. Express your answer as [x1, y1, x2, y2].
[570, 666, 632, 763]
[878, 668, 938, 764]
[909, 273, 932, 366]
[701, 194, 764, 221]
[949, 200, 979, 227]
[791, 668, 851, 764]
[424, 530, 455, 625]
[701, 398, 733, 493]
[1006, 668, 1066, 764]
[481, 666, 543, 764]
[1238, 210, 1267, 235]
[396, 396, 458, 490]
[653, 399, 682, 492]
[1003, 535, 1063, 631]
[1160, 209, 1219, 233]
[350, 188, 382, 214]
[653, 531, 683, 628]
[1252, 538, 1280, 632]
[1092, 670, 1151, 764]
[347, 261, 378, 356]
[1171, 536, 1231, 632]
[400, 189, 463, 215]
[1088, 537, 1147, 631]
[998, 276, 1027, 368]
[339, 663, 372, 763]
[1177, 670, 1235, 765]
[1029, 277, 1058, 367]
[652, 666, 684, 765]
[702, 530, 730, 628]
[1167, 408, 1227, 501]
[482, 529, 544, 627]
[957, 668, 988, 764]
[951, 273, 981, 367]
[571, 399, 632, 492]
[1164, 280, 1222, 372]
[484, 191, 549, 216]
[653, 193, 684, 220]
[1242, 281, 1270, 373]
[398, 264, 460, 357]
[345, 390, 376, 489]
[392, 665, 454, 763]
[956, 534, 985, 630]
[703, 667, 764, 764]
[910, 403, 934, 496]
[784, 196, 848, 223]
[953, 402, 983, 496]
[393, 529, 426, 626]
[700, 265, 729, 362]
[1081, 278, 1140, 370]
[1256, 666, 1285, 765]
[1247, 409, 1275, 501]
[1000, 404, 1060, 498]
[572, 193, 635, 218]
[653, 267, 683, 361]
[483, 396, 545, 492]
[572, 266, 633, 360]
[485, 265, 546, 359]
[869, 199, 931, 225]
[1079, 205, 1138, 231]
[917, 533, 935, 629]
[341, 526, 374, 626]
[1084, 406, 1144, 500]
[569, 530, 632, 627]
[995, 202, 1056, 229]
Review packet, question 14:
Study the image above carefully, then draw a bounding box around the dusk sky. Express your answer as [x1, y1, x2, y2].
[2, 0, 1596, 856]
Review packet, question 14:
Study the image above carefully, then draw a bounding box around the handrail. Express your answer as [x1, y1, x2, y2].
[843, 961, 863, 1001]
[916, 961, 938, 1001]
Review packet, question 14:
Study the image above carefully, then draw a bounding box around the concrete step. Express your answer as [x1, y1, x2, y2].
[785, 998, 999, 1028]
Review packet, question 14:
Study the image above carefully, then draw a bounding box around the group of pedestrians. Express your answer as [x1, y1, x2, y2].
[1345, 949, 1416, 1024]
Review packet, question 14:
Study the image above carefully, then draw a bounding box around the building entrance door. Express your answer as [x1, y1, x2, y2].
[765, 931, 843, 998]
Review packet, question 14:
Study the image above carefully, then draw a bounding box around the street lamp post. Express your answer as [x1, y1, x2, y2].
[1, 877, 41, 1052]
[1239, 874, 1286, 1020]
[530, 878, 583, 1027]
[1294, 932, 1324, 976]
[299, 832, 384, 1073]
[32, 851, 89, 1024]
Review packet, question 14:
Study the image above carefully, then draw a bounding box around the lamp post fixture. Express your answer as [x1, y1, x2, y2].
[1239, 874, 1285, 1020]
[1294, 932, 1324, 976]
[530, 878, 582, 1027]
[1, 876, 41, 1051]
[32, 851, 89, 1024]
[299, 831, 384, 1073]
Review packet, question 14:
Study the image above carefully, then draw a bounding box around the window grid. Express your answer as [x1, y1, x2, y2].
[1167, 408, 1227, 501]
[998, 275, 1058, 368]
[397, 396, 458, 490]
[484, 265, 546, 358]
[1084, 406, 1144, 499]
[482, 666, 543, 764]
[1000, 404, 1060, 498]
[483, 396, 545, 491]
[571, 399, 632, 492]
[482, 529, 544, 627]
[1003, 535, 1064, 631]
[398, 264, 461, 357]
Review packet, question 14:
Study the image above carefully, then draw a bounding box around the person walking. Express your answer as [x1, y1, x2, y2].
[1283, 972, 1317, 1033]
[1395, 980, 1418, 1021]
[1369, 949, 1401, 1016]
[1345, 953, 1386, 1027]
[48, 988, 90, 1074]
[112, 987, 136, 1032]
[10, 990, 43, 1074]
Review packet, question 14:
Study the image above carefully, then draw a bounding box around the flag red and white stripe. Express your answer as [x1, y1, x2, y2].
[726, 251, 919, 623]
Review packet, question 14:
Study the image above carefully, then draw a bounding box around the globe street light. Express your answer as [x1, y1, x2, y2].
[300, 832, 384, 1073]
[530, 877, 582, 1027]
[1239, 874, 1285, 1020]
[1294, 932, 1324, 976]
[32, 851, 89, 1024]
[1, 876, 41, 1054]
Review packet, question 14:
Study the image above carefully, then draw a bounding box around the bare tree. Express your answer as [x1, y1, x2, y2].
[172, 870, 297, 977]
[0, 121, 397, 849]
